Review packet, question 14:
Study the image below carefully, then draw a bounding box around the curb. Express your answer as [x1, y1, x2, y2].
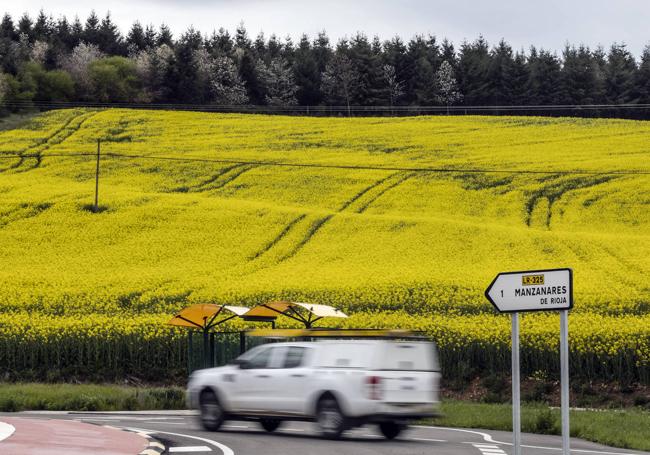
[104, 426, 166, 455]
[135, 431, 166, 455]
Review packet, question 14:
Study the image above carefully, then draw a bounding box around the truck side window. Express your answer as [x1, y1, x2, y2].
[247, 347, 273, 369]
[283, 347, 305, 368]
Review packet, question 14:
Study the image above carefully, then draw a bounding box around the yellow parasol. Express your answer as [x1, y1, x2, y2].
[241, 300, 347, 328]
[168, 304, 249, 331]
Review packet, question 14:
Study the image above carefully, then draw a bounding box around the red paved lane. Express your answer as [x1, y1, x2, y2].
[0, 417, 148, 455]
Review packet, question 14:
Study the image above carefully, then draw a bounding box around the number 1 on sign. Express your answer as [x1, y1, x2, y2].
[501, 290, 504, 297]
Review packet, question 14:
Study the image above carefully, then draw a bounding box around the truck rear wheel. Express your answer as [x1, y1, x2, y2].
[378, 421, 404, 439]
[316, 396, 346, 439]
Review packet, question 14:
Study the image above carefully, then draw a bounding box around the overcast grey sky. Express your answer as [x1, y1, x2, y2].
[6, 0, 650, 56]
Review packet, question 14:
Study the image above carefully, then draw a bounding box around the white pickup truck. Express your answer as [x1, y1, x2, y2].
[187, 339, 441, 439]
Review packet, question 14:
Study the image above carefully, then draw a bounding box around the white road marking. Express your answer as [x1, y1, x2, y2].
[283, 428, 305, 432]
[126, 427, 234, 455]
[410, 437, 448, 442]
[222, 425, 250, 429]
[169, 446, 212, 453]
[74, 415, 184, 421]
[415, 425, 637, 455]
[75, 418, 117, 422]
[0, 422, 16, 442]
[415, 425, 500, 443]
[156, 422, 187, 425]
[473, 444, 507, 455]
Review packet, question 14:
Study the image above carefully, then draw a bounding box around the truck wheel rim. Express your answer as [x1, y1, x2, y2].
[319, 405, 342, 431]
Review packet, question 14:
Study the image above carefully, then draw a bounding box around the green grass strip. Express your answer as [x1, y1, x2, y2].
[429, 400, 650, 451]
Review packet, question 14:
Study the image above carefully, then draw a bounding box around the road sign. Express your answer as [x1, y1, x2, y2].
[485, 267, 573, 455]
[485, 268, 573, 313]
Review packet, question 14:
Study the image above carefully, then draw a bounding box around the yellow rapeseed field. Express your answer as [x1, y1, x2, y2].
[0, 109, 648, 381]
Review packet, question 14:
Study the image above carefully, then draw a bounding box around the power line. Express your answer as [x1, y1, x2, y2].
[1, 151, 649, 175]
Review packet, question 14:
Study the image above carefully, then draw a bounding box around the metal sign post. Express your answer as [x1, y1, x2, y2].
[485, 268, 573, 455]
[511, 313, 521, 455]
[560, 310, 570, 455]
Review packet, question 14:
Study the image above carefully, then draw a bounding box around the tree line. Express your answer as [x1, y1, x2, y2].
[1, 10, 650, 115]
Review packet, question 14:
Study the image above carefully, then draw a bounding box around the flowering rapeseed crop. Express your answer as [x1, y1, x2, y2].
[0, 109, 648, 381]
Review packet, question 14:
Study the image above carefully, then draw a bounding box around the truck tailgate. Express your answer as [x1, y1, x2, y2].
[380, 371, 436, 403]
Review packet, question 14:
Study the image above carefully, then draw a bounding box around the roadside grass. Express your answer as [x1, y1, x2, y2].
[0, 383, 185, 412]
[430, 400, 650, 451]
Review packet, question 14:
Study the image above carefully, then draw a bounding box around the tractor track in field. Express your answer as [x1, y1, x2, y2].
[249, 171, 414, 264]
[249, 214, 307, 260]
[2, 110, 101, 174]
[0, 202, 53, 229]
[337, 172, 400, 211]
[525, 175, 616, 229]
[353, 172, 416, 213]
[170, 163, 257, 193]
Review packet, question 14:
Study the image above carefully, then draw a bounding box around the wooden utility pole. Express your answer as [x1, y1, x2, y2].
[94, 139, 100, 212]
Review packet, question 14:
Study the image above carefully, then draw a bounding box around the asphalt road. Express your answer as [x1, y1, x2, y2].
[5, 411, 649, 455]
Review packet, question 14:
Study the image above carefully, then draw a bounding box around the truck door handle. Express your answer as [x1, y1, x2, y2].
[256, 374, 270, 378]
[291, 374, 306, 377]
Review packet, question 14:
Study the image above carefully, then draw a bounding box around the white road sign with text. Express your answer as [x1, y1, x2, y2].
[485, 268, 573, 313]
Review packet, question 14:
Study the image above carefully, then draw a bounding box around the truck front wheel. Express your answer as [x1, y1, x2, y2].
[199, 390, 225, 431]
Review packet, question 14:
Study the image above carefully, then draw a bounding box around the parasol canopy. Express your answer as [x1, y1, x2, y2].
[241, 300, 347, 328]
[168, 304, 249, 331]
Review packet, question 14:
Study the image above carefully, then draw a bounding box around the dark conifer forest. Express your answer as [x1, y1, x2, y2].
[1, 11, 649, 117]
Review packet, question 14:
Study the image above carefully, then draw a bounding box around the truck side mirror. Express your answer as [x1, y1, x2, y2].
[233, 359, 251, 369]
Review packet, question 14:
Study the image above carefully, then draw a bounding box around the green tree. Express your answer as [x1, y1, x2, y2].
[457, 37, 491, 105]
[321, 53, 355, 114]
[293, 34, 321, 105]
[207, 28, 233, 57]
[561, 45, 606, 104]
[347, 33, 383, 105]
[127, 22, 147, 54]
[83, 11, 100, 46]
[411, 56, 437, 104]
[636, 45, 650, 104]
[258, 57, 298, 105]
[486, 40, 516, 105]
[527, 47, 562, 105]
[211, 56, 248, 105]
[0, 14, 16, 40]
[605, 44, 637, 103]
[32, 10, 52, 42]
[157, 24, 173, 47]
[88, 56, 140, 102]
[404, 35, 440, 104]
[313, 31, 332, 74]
[98, 13, 124, 55]
[17, 14, 34, 42]
[25, 63, 74, 102]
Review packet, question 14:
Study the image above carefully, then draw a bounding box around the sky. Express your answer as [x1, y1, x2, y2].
[5, 0, 650, 57]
